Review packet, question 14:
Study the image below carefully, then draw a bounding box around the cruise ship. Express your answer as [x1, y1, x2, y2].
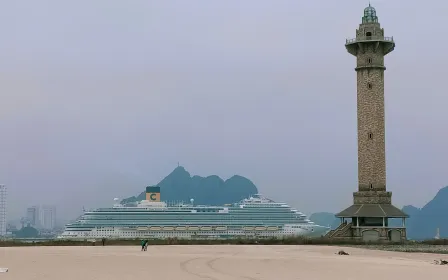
[59, 186, 330, 240]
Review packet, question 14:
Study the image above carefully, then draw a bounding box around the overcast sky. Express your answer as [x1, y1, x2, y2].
[0, 0, 447, 222]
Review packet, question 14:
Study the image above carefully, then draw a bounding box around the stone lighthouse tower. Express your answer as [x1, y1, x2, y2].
[327, 5, 408, 242]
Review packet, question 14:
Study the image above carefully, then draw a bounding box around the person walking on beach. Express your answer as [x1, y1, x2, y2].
[141, 239, 146, 251]
[144, 239, 149, 251]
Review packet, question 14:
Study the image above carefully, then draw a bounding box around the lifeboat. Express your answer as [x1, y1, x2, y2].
[137, 227, 148, 231]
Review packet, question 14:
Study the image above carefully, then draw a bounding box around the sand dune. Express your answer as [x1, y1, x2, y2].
[0, 245, 446, 279]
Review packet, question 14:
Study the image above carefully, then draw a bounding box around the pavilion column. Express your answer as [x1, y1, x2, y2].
[382, 217, 385, 227]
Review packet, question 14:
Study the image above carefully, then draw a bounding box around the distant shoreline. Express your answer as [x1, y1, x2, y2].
[2, 237, 448, 254]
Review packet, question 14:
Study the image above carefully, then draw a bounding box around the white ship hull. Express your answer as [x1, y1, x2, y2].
[59, 224, 329, 240]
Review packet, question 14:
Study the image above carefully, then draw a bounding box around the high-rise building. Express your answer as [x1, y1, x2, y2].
[26, 206, 40, 228]
[40, 205, 56, 230]
[0, 185, 6, 236]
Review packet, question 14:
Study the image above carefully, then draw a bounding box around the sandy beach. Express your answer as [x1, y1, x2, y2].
[0, 245, 446, 279]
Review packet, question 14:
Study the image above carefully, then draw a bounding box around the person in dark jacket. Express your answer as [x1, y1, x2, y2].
[141, 239, 146, 251]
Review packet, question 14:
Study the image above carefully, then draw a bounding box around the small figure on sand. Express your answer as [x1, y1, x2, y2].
[141, 239, 146, 251]
[433, 259, 448, 265]
[101, 238, 106, 246]
[141, 239, 149, 251]
[336, 250, 349, 255]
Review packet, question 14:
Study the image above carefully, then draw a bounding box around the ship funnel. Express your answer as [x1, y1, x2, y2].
[146, 186, 161, 202]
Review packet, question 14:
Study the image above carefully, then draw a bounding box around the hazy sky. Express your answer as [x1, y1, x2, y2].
[1, 0, 447, 222]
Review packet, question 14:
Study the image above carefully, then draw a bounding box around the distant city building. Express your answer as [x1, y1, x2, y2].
[26, 206, 40, 228]
[6, 223, 17, 232]
[25, 205, 57, 230]
[40, 205, 56, 230]
[0, 185, 6, 236]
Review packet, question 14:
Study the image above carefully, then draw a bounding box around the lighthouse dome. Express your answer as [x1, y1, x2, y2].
[362, 4, 378, 23]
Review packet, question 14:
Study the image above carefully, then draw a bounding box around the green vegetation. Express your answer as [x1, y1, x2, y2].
[350, 244, 448, 254]
[3, 237, 448, 251]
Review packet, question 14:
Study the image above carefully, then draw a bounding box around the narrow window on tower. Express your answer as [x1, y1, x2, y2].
[370, 184, 373, 189]
[367, 83, 372, 89]
[368, 133, 373, 140]
[367, 58, 372, 64]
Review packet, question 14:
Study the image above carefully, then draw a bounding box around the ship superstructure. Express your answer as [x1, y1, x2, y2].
[59, 186, 329, 240]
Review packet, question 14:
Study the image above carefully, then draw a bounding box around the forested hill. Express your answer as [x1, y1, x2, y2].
[121, 166, 258, 206]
